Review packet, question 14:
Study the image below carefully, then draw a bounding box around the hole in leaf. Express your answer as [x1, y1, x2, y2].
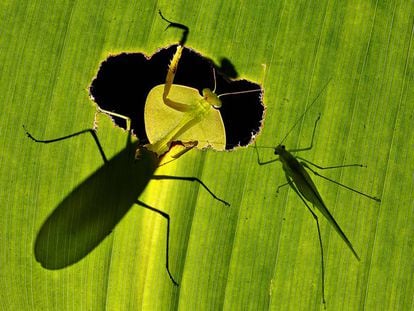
[89, 45, 265, 150]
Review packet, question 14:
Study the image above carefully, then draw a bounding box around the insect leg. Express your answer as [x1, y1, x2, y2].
[96, 107, 131, 132]
[286, 175, 326, 306]
[152, 175, 230, 206]
[158, 10, 189, 46]
[135, 199, 179, 286]
[163, 45, 184, 107]
[254, 143, 279, 165]
[289, 114, 321, 153]
[297, 157, 365, 170]
[301, 162, 381, 202]
[23, 125, 108, 163]
[157, 142, 198, 166]
[276, 182, 290, 194]
[158, 11, 194, 112]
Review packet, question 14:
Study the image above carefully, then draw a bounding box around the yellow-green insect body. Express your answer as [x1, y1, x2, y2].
[144, 60, 226, 156]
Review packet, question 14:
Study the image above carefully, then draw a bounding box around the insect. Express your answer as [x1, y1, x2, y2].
[144, 11, 263, 156]
[23, 13, 230, 286]
[255, 81, 381, 306]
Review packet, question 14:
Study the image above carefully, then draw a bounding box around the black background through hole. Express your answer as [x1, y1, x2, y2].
[89, 45, 264, 149]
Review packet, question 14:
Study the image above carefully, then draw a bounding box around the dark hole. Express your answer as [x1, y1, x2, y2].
[89, 45, 264, 149]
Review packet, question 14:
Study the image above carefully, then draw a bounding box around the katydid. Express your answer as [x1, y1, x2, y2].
[256, 81, 380, 306]
[145, 11, 262, 156]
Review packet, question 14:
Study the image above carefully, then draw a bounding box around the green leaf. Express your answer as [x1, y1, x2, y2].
[1, 1, 413, 310]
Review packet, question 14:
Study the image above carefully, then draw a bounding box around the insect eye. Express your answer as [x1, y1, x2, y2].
[203, 88, 222, 108]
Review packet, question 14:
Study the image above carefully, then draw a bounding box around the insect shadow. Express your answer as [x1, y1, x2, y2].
[24, 123, 229, 285]
[24, 11, 234, 286]
[255, 81, 381, 306]
[216, 57, 239, 79]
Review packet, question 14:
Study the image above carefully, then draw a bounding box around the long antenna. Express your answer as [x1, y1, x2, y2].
[279, 78, 332, 145]
[218, 89, 262, 98]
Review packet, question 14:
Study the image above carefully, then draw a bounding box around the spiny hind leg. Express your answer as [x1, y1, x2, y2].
[158, 11, 191, 111]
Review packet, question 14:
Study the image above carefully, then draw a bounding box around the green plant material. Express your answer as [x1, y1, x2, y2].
[0, 1, 413, 310]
